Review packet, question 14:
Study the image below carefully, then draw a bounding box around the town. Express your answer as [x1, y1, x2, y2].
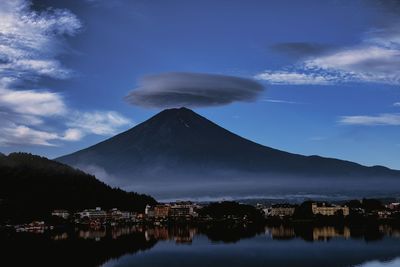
[10, 199, 400, 233]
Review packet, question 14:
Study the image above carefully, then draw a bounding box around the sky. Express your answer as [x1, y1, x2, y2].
[1, 0, 400, 169]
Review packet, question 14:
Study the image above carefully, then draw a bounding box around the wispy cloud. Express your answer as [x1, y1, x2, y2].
[256, 4, 400, 85]
[394, 102, 400, 107]
[261, 98, 304, 104]
[339, 114, 400, 126]
[254, 71, 333, 85]
[0, 0, 132, 147]
[67, 111, 132, 136]
[0, 87, 66, 116]
[0, 0, 81, 80]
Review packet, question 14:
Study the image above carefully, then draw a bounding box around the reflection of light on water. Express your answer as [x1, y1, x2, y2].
[356, 258, 400, 267]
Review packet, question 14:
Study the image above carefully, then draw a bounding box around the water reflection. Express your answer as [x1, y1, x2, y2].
[2, 223, 400, 267]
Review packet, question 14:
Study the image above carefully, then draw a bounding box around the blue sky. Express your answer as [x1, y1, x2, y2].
[1, 0, 400, 169]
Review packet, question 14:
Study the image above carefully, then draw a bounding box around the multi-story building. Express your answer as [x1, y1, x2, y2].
[107, 208, 133, 221]
[266, 204, 296, 217]
[145, 205, 155, 218]
[51, 210, 70, 219]
[77, 207, 107, 220]
[169, 201, 197, 218]
[154, 205, 171, 219]
[311, 203, 349, 216]
[387, 202, 400, 210]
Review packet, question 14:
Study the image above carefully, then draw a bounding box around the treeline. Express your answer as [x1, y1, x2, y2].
[0, 153, 157, 223]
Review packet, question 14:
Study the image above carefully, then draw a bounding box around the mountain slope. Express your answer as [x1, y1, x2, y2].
[57, 107, 400, 199]
[0, 153, 156, 223]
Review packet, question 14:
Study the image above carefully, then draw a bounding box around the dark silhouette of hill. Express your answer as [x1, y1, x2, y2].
[56, 107, 400, 199]
[0, 153, 156, 223]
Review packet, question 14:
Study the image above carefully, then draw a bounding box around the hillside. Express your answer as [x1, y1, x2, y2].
[0, 153, 157, 223]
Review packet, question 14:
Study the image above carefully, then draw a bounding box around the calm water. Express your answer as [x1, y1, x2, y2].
[2, 224, 400, 267]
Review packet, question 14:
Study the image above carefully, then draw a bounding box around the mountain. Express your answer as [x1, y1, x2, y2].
[0, 153, 157, 223]
[57, 107, 400, 200]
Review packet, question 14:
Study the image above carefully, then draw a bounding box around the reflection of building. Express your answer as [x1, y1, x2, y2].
[145, 226, 197, 244]
[266, 204, 296, 217]
[311, 203, 349, 216]
[379, 225, 400, 238]
[51, 210, 70, 219]
[145, 227, 170, 241]
[51, 232, 69, 241]
[78, 229, 106, 241]
[268, 225, 295, 239]
[312, 226, 350, 241]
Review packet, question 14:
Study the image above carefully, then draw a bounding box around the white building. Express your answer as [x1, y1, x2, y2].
[77, 207, 107, 220]
[51, 210, 70, 219]
[311, 203, 349, 216]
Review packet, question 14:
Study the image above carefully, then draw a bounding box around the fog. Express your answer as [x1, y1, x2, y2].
[78, 165, 400, 201]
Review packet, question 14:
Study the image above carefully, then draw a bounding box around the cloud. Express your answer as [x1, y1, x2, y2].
[271, 42, 331, 57]
[256, 3, 400, 85]
[339, 114, 400, 126]
[0, 88, 66, 116]
[0, 108, 132, 146]
[126, 72, 264, 108]
[0, 0, 132, 147]
[255, 71, 333, 85]
[75, 164, 120, 187]
[67, 111, 132, 136]
[304, 46, 400, 85]
[261, 98, 304, 104]
[0, 0, 82, 80]
[394, 102, 400, 107]
[0, 124, 85, 146]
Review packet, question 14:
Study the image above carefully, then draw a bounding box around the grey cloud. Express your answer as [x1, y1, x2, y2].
[271, 42, 332, 58]
[126, 72, 264, 108]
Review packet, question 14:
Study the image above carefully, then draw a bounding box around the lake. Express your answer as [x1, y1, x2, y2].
[2, 224, 400, 267]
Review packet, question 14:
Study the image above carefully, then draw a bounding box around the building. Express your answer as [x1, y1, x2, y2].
[107, 208, 133, 221]
[387, 203, 400, 210]
[77, 207, 107, 220]
[145, 205, 155, 218]
[169, 201, 197, 218]
[51, 210, 70, 219]
[154, 205, 171, 219]
[267, 204, 296, 217]
[311, 203, 349, 216]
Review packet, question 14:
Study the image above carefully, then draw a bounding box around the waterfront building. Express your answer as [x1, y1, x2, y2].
[107, 208, 133, 221]
[145, 205, 155, 218]
[51, 209, 70, 219]
[154, 205, 171, 219]
[267, 204, 296, 217]
[387, 203, 400, 210]
[311, 203, 349, 216]
[77, 207, 107, 220]
[169, 201, 197, 218]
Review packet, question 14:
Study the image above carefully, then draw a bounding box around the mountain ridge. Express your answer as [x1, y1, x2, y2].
[56, 107, 400, 199]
